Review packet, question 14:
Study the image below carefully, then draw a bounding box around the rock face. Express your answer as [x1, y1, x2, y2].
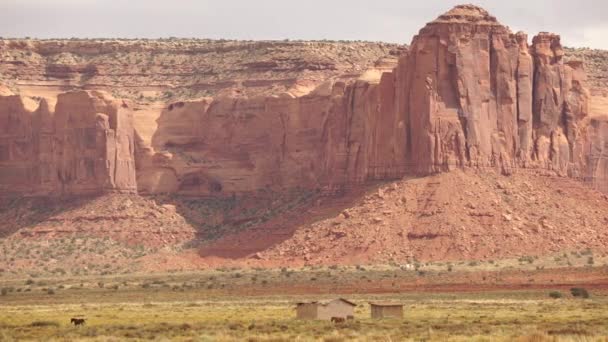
[400, 6, 590, 176]
[0, 91, 136, 196]
[1, 4, 607, 197]
[137, 76, 406, 195]
[584, 118, 608, 193]
[139, 5, 603, 195]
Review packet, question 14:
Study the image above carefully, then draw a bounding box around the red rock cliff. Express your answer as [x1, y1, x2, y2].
[397, 5, 591, 177]
[138, 5, 603, 195]
[0, 91, 136, 196]
[1, 4, 607, 197]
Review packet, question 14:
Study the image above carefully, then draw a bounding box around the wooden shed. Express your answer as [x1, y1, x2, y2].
[370, 302, 404, 319]
[296, 298, 356, 320]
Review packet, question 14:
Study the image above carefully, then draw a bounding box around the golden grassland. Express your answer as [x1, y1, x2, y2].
[1, 292, 607, 341]
[1, 266, 608, 341]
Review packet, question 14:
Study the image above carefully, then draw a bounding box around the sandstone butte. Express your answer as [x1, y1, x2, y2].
[0, 5, 607, 199]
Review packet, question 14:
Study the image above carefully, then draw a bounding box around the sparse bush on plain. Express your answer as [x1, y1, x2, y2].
[571, 288, 590, 298]
[549, 291, 563, 299]
[30, 321, 59, 327]
[519, 256, 535, 264]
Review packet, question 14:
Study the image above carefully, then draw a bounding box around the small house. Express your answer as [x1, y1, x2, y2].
[370, 302, 404, 319]
[296, 298, 356, 320]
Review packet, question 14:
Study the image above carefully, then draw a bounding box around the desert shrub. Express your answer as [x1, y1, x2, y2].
[1, 288, 7, 296]
[571, 288, 590, 298]
[30, 321, 59, 327]
[548, 291, 563, 299]
[519, 256, 535, 264]
[46, 288, 55, 295]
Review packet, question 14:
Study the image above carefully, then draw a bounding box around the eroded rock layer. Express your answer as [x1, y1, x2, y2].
[0, 91, 136, 196]
[1, 4, 607, 197]
[138, 5, 605, 195]
[137, 76, 406, 195]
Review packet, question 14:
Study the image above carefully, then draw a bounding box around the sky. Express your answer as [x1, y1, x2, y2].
[0, 0, 607, 49]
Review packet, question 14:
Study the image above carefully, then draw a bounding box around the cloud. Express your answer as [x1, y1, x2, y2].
[579, 26, 608, 49]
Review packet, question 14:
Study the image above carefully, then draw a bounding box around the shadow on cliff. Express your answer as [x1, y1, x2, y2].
[146, 103, 339, 258]
[147, 190, 316, 259]
[192, 185, 379, 260]
[0, 195, 102, 239]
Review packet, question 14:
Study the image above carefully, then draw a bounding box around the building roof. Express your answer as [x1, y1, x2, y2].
[296, 298, 357, 307]
[369, 302, 403, 307]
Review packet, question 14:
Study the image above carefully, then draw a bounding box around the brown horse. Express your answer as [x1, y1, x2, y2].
[70, 318, 86, 326]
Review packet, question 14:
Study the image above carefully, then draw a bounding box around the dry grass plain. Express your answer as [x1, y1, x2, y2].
[1, 265, 608, 341]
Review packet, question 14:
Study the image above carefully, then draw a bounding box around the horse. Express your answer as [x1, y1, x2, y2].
[331, 317, 346, 324]
[70, 318, 86, 326]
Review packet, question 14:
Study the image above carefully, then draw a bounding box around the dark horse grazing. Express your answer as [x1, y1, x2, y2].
[331, 317, 346, 324]
[71, 318, 86, 326]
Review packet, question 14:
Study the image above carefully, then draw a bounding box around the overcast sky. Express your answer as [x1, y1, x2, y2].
[1, 0, 607, 49]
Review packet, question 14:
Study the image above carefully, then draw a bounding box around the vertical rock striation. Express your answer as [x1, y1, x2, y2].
[398, 5, 590, 177]
[0, 91, 136, 196]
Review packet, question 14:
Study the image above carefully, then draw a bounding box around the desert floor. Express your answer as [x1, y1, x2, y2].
[1, 265, 607, 341]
